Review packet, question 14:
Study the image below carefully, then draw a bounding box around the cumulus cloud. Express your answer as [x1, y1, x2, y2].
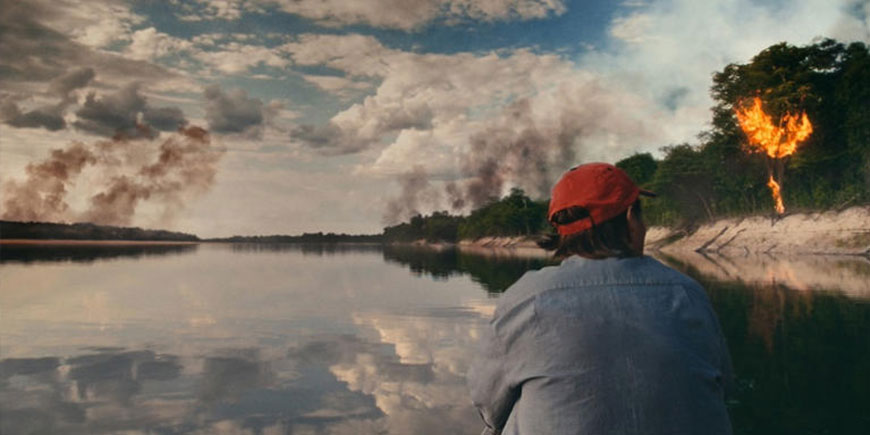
[191, 0, 249, 21]
[204, 84, 269, 137]
[283, 35, 580, 155]
[282, 34, 665, 213]
[0, 0, 185, 98]
[0, 67, 95, 131]
[1, 68, 187, 137]
[143, 106, 189, 132]
[37, 0, 145, 49]
[73, 83, 188, 138]
[125, 26, 288, 75]
[584, 0, 870, 145]
[126, 27, 194, 61]
[180, 0, 567, 29]
[0, 102, 66, 131]
[301, 74, 375, 97]
[49, 67, 97, 102]
[194, 42, 290, 74]
[263, 0, 566, 30]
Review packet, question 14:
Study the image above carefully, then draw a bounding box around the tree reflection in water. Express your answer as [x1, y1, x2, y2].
[385, 246, 870, 435]
[1, 244, 868, 434]
[660, 255, 870, 435]
[0, 242, 198, 264]
[382, 244, 556, 293]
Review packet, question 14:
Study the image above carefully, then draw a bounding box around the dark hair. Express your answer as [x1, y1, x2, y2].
[538, 200, 641, 259]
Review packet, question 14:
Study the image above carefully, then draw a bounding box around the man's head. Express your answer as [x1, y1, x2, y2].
[544, 163, 654, 258]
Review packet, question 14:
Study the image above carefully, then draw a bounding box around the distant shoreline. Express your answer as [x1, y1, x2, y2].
[0, 239, 199, 245]
[3, 206, 867, 256]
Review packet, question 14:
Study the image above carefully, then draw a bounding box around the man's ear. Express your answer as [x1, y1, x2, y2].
[626, 203, 638, 225]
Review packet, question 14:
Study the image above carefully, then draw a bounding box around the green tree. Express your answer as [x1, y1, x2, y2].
[616, 153, 658, 186]
[709, 39, 870, 210]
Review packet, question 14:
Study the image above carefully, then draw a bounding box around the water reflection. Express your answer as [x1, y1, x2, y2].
[228, 242, 383, 256]
[383, 244, 555, 292]
[0, 242, 198, 264]
[659, 250, 870, 299]
[2, 243, 869, 434]
[199, 349, 273, 405]
[0, 311, 487, 434]
[0, 350, 181, 434]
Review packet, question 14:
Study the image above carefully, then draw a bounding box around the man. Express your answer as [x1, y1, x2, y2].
[467, 163, 733, 435]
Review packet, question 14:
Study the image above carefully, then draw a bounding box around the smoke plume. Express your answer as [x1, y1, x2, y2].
[2, 126, 222, 227]
[1, 143, 97, 222]
[382, 165, 441, 225]
[449, 98, 579, 210]
[382, 99, 583, 222]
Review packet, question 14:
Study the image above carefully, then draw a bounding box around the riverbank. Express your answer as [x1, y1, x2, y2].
[454, 205, 870, 257]
[647, 205, 870, 256]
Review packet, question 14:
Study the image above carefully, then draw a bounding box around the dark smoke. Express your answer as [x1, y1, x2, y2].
[383, 165, 441, 225]
[444, 181, 465, 210]
[2, 126, 222, 227]
[451, 98, 579, 209]
[382, 99, 581, 221]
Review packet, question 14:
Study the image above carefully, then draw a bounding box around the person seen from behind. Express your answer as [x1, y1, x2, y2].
[467, 162, 733, 435]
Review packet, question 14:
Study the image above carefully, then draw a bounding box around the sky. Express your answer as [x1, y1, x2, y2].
[1, 0, 868, 237]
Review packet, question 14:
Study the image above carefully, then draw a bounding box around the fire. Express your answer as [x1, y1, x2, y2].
[735, 97, 813, 159]
[735, 96, 813, 214]
[766, 175, 785, 214]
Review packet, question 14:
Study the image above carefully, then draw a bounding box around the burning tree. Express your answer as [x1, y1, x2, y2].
[734, 96, 813, 214]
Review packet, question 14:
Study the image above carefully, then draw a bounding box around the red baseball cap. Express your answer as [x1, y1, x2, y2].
[548, 163, 655, 236]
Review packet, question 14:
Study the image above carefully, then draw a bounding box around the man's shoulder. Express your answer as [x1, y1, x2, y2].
[495, 255, 701, 316]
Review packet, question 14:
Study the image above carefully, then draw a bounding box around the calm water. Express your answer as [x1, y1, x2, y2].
[1, 243, 868, 434]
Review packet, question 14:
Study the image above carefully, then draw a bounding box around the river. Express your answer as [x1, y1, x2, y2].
[1, 242, 868, 434]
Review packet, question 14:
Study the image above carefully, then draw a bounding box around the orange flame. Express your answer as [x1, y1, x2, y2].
[766, 175, 785, 214]
[735, 97, 812, 159]
[735, 97, 813, 214]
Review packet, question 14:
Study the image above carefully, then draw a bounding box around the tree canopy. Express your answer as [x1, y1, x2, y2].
[646, 38, 870, 225]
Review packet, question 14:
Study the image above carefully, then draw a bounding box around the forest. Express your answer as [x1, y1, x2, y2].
[0, 220, 199, 241]
[383, 39, 870, 242]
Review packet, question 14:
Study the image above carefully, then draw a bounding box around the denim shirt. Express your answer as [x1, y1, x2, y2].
[467, 255, 733, 435]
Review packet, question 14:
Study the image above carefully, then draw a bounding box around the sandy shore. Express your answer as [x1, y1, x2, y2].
[453, 205, 870, 257]
[452, 207, 870, 298]
[646, 205, 870, 256]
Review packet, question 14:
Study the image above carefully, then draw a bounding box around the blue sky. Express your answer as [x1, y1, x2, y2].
[1, 0, 868, 236]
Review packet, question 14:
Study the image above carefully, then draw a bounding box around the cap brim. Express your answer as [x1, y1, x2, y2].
[639, 189, 657, 198]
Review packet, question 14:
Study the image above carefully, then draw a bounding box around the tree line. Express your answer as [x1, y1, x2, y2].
[383, 38, 870, 241]
[209, 232, 383, 243]
[383, 188, 550, 242]
[0, 220, 199, 241]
